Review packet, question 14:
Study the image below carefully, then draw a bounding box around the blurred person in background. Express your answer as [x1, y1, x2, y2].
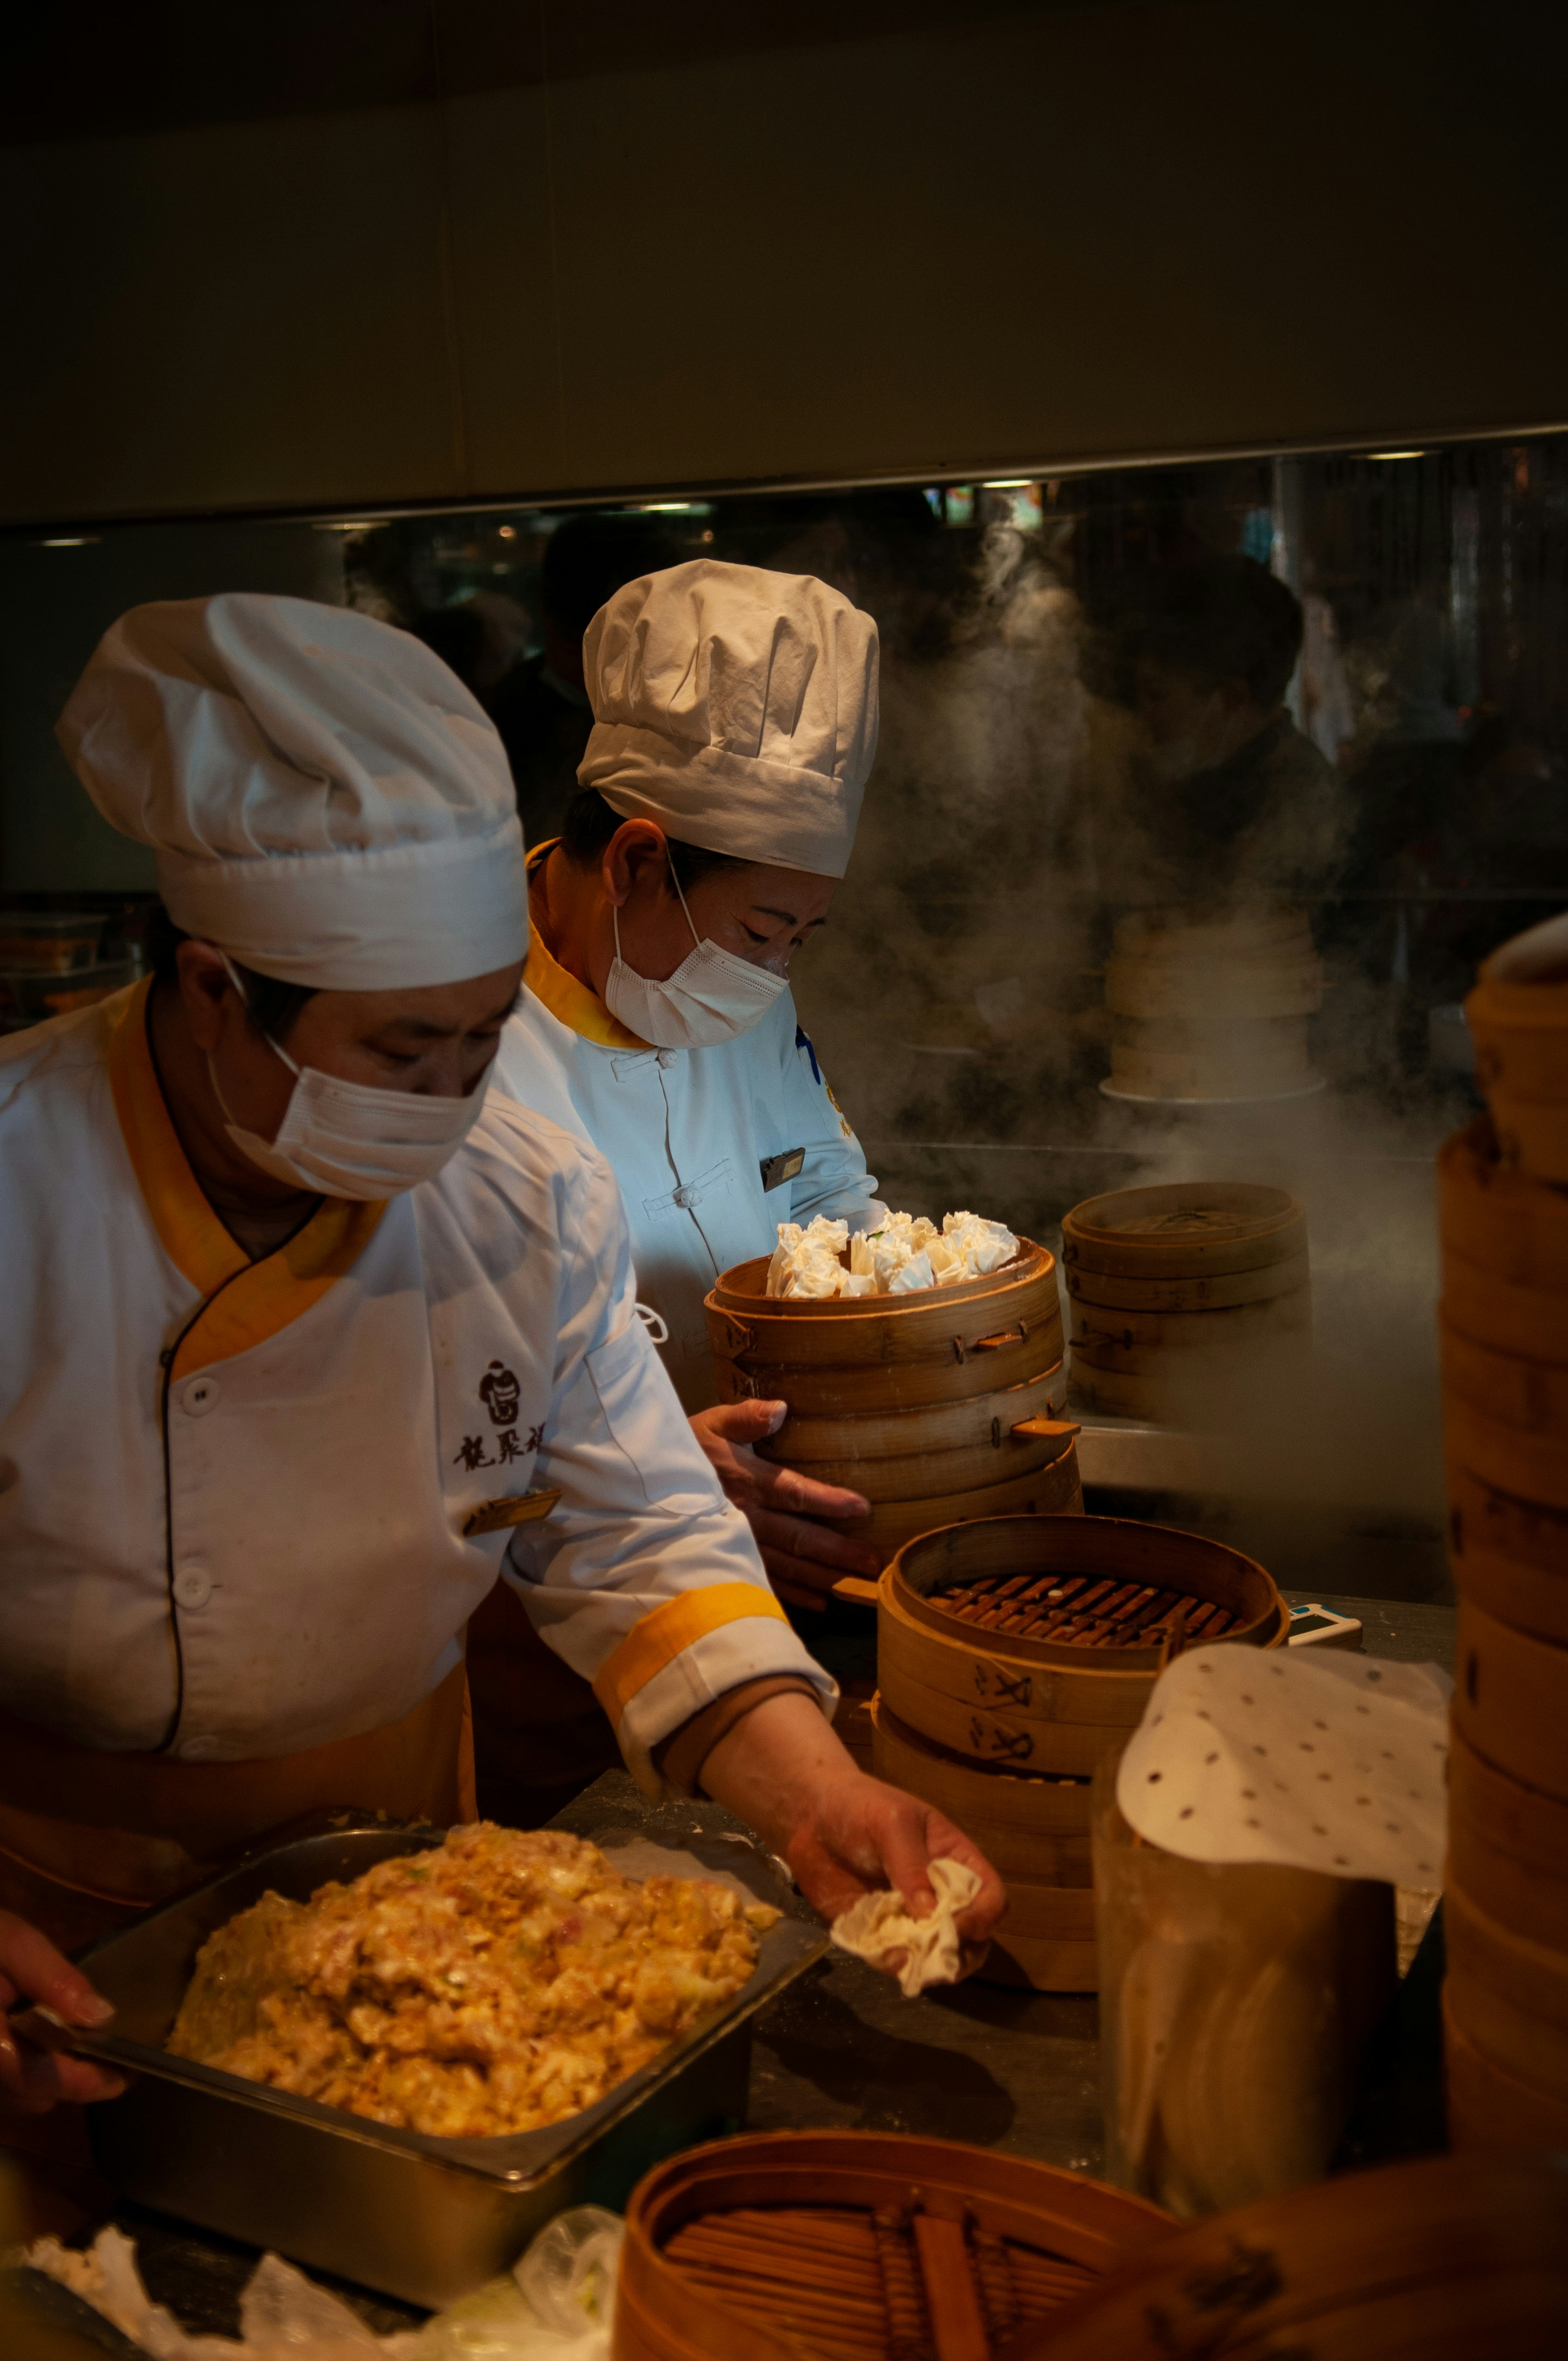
[1114, 554, 1349, 902]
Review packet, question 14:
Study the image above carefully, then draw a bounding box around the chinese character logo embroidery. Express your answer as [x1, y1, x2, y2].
[478, 1360, 521, 1428]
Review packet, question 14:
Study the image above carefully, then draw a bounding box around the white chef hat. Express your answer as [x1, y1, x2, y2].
[577, 560, 879, 879]
[57, 593, 527, 991]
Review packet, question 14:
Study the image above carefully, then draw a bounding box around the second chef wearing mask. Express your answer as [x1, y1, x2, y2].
[491, 562, 887, 1623]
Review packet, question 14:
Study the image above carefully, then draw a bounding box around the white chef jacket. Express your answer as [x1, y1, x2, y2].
[0, 984, 832, 1792]
[492, 850, 881, 1410]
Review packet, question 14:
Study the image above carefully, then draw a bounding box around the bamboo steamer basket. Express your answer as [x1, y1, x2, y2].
[1445, 1887, 1568, 2096]
[998, 2151, 1568, 2359]
[1065, 1254, 1309, 1314]
[1442, 1250, 1568, 1363]
[1441, 1318, 1568, 1433]
[1105, 906, 1324, 1022]
[870, 1696, 1093, 1865]
[1072, 1355, 1305, 1423]
[1071, 1290, 1311, 1375]
[1442, 1395, 1568, 1511]
[615, 2128, 1175, 2361]
[1447, 1724, 1568, 1948]
[1437, 1114, 1568, 1289]
[1467, 910, 1568, 1182]
[831, 1454, 1084, 1560]
[879, 1516, 1282, 1775]
[1444, 1992, 1568, 2156]
[1453, 1598, 1568, 1800]
[1107, 1015, 1316, 1099]
[790, 1418, 1077, 1505]
[771, 1361, 1067, 1462]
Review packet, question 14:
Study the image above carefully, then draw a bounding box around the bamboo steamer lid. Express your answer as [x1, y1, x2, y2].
[870, 1694, 1094, 1847]
[1453, 1598, 1568, 1799]
[776, 1415, 1077, 1505]
[766, 1361, 1067, 1463]
[1440, 1317, 1568, 1437]
[1444, 1992, 1568, 2157]
[616, 2128, 1175, 2361]
[1437, 1115, 1568, 1290]
[998, 2149, 1568, 2358]
[1065, 1254, 1310, 1314]
[829, 1452, 1084, 1560]
[1447, 1464, 1568, 1645]
[1441, 1247, 1568, 1366]
[1061, 1181, 1305, 1280]
[1464, 906, 1567, 1119]
[1444, 1396, 1568, 1511]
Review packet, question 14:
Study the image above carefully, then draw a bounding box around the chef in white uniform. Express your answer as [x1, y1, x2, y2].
[492, 561, 889, 1612]
[0, 594, 1001, 2127]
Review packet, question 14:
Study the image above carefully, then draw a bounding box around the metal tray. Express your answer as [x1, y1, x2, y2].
[72, 1819, 826, 2306]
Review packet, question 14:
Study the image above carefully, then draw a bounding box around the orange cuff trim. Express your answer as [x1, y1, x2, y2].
[591, 1584, 790, 1728]
[525, 842, 651, 1051]
[109, 978, 385, 1379]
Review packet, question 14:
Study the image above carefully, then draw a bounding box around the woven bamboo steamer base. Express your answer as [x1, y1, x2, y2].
[1441, 1316, 1568, 1435]
[705, 1239, 1059, 1369]
[870, 1694, 1093, 1847]
[1065, 1254, 1309, 1314]
[887, 1513, 1282, 1666]
[1437, 1115, 1568, 1290]
[999, 2148, 1568, 2359]
[1444, 1396, 1568, 1511]
[1441, 1249, 1568, 1364]
[829, 1452, 1084, 1559]
[1446, 1967, 1568, 2109]
[1445, 1879, 1568, 2037]
[766, 1361, 1067, 1462]
[617, 2128, 1175, 2361]
[770, 1416, 1077, 1504]
[1060, 1180, 1305, 1281]
[1447, 1464, 1568, 1645]
[1453, 1598, 1568, 1800]
[1444, 1993, 1568, 2158]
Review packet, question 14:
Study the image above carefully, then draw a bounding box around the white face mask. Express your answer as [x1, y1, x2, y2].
[602, 857, 788, 1051]
[209, 958, 492, 1200]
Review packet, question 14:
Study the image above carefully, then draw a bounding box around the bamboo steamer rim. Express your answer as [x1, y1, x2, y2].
[709, 1235, 1052, 1319]
[1474, 908, 1568, 997]
[1063, 1180, 1301, 1252]
[1447, 1723, 1568, 1865]
[1448, 1457, 1568, 1571]
[872, 1692, 1095, 1801]
[1438, 1115, 1568, 1241]
[885, 1513, 1282, 1668]
[625, 2128, 1174, 2270]
[764, 1361, 1067, 1460]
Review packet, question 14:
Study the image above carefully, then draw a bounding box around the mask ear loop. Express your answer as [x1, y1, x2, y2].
[611, 841, 703, 970]
[219, 951, 301, 1078]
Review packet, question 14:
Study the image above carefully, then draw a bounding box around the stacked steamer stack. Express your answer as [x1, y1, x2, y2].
[1063, 1182, 1310, 1424]
[704, 1239, 1079, 1566]
[872, 1514, 1283, 1990]
[1440, 910, 1568, 2155]
[1102, 905, 1324, 1103]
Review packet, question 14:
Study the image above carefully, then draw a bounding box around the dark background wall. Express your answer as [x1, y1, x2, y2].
[2, 1, 1564, 525]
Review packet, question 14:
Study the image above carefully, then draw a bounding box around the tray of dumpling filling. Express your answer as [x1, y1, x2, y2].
[72, 1818, 825, 2306]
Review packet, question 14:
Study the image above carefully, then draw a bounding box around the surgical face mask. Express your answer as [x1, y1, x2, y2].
[602, 858, 787, 1051]
[209, 956, 492, 1200]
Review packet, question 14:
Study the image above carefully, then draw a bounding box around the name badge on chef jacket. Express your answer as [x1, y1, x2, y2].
[462, 1488, 562, 1538]
[759, 1147, 805, 1192]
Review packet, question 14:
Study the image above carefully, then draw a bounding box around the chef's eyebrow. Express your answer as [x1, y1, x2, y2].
[751, 903, 827, 930]
[372, 993, 519, 1042]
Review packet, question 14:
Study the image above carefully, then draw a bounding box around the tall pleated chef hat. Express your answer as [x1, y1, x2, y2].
[56, 594, 526, 990]
[578, 560, 879, 879]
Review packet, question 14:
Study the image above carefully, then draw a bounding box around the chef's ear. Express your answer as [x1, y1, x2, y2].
[175, 939, 239, 1052]
[601, 818, 671, 909]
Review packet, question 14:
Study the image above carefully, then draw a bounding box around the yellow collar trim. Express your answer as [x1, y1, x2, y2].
[591, 1582, 790, 1729]
[525, 840, 651, 1051]
[108, 980, 386, 1379]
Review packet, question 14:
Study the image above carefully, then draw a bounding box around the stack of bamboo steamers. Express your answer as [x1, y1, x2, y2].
[1440, 911, 1568, 2152]
[704, 1238, 1080, 1562]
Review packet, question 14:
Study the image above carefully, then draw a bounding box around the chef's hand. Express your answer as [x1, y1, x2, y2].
[699, 1693, 1005, 1979]
[689, 1401, 881, 1610]
[0, 1910, 124, 2113]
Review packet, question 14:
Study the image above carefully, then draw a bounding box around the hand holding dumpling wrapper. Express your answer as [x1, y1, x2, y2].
[766, 1210, 1019, 1299]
